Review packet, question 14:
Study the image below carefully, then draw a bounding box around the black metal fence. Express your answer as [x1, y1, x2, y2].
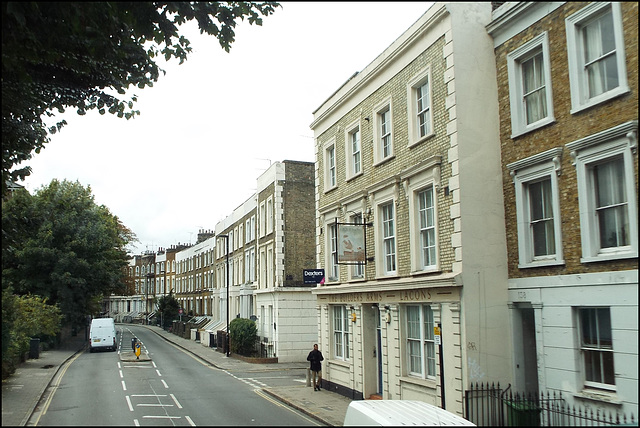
[465, 383, 636, 427]
[254, 337, 275, 358]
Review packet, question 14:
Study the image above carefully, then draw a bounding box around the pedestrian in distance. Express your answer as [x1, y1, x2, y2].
[307, 343, 324, 391]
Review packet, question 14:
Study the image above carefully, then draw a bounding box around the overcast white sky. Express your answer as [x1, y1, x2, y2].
[21, 2, 433, 255]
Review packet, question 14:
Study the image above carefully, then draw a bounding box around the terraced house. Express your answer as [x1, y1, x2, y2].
[213, 160, 317, 362]
[488, 1, 638, 416]
[310, 2, 511, 415]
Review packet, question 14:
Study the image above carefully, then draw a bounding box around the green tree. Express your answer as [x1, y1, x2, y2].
[229, 317, 257, 356]
[156, 291, 180, 329]
[2, 293, 62, 378]
[2, 1, 280, 195]
[1, 179, 135, 329]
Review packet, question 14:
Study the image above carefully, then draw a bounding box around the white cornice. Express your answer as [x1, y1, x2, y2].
[310, 3, 449, 134]
[487, 2, 565, 48]
[507, 147, 563, 181]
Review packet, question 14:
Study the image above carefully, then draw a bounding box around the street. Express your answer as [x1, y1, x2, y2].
[33, 325, 318, 426]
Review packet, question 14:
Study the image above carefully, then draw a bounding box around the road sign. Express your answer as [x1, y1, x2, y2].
[135, 342, 141, 358]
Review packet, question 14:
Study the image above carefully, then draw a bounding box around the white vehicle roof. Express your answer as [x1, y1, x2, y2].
[343, 400, 476, 426]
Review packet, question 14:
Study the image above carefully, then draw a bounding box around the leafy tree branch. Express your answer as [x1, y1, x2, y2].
[1, 2, 280, 195]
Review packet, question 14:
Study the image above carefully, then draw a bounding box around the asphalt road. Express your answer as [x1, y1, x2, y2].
[36, 325, 318, 426]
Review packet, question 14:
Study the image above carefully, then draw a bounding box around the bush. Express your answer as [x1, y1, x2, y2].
[229, 318, 257, 356]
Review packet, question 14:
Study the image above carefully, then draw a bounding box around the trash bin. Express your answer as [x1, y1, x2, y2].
[507, 401, 541, 426]
[29, 338, 40, 359]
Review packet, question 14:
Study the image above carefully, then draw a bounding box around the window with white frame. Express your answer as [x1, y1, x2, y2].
[418, 187, 437, 269]
[508, 148, 564, 268]
[324, 138, 337, 191]
[405, 159, 442, 273]
[345, 121, 362, 179]
[406, 305, 436, 378]
[407, 67, 433, 146]
[246, 215, 255, 242]
[333, 305, 350, 360]
[267, 246, 273, 288]
[373, 99, 393, 164]
[565, 2, 629, 114]
[507, 32, 554, 137]
[259, 248, 266, 290]
[349, 213, 365, 280]
[244, 250, 250, 282]
[259, 202, 266, 237]
[381, 202, 396, 275]
[579, 307, 615, 389]
[267, 197, 274, 234]
[565, 121, 638, 262]
[373, 185, 398, 277]
[327, 222, 339, 281]
[249, 248, 255, 282]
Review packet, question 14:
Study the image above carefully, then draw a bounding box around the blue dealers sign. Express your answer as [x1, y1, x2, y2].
[303, 269, 325, 284]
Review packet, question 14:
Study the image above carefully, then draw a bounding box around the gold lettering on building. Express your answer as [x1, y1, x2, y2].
[399, 289, 432, 301]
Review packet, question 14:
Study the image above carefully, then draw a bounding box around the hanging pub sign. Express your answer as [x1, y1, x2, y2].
[336, 221, 367, 264]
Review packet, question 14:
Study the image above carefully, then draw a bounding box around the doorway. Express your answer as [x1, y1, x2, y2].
[519, 306, 539, 393]
[363, 304, 383, 399]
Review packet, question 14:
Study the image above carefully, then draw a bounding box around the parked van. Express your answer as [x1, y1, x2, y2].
[343, 400, 476, 426]
[89, 318, 117, 352]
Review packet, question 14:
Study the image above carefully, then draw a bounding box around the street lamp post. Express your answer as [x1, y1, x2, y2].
[219, 234, 230, 357]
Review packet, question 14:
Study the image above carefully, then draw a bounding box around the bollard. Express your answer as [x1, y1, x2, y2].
[131, 337, 137, 352]
[306, 368, 311, 387]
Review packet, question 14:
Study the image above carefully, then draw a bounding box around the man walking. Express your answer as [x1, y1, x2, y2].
[307, 343, 324, 391]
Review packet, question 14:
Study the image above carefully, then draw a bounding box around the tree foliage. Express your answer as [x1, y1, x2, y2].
[1, 1, 280, 195]
[156, 291, 180, 329]
[2, 291, 62, 378]
[1, 179, 135, 329]
[229, 317, 257, 356]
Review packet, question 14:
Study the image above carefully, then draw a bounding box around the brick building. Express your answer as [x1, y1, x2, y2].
[488, 1, 638, 416]
[251, 160, 317, 362]
[310, 2, 511, 414]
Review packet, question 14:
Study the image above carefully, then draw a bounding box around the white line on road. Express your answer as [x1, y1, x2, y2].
[185, 415, 196, 426]
[133, 418, 140, 426]
[161, 380, 169, 388]
[156, 369, 162, 377]
[130, 394, 168, 397]
[142, 416, 182, 419]
[119, 370, 123, 378]
[126, 396, 134, 411]
[136, 404, 174, 407]
[122, 380, 127, 391]
[170, 394, 183, 409]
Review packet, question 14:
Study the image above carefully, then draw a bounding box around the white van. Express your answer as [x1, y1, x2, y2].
[89, 318, 117, 352]
[343, 400, 476, 426]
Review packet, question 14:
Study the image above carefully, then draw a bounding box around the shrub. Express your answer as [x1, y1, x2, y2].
[229, 318, 257, 356]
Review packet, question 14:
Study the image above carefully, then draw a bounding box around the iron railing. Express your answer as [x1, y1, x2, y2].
[465, 383, 636, 427]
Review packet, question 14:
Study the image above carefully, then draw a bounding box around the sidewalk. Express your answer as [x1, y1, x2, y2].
[1, 333, 87, 427]
[1, 325, 353, 426]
